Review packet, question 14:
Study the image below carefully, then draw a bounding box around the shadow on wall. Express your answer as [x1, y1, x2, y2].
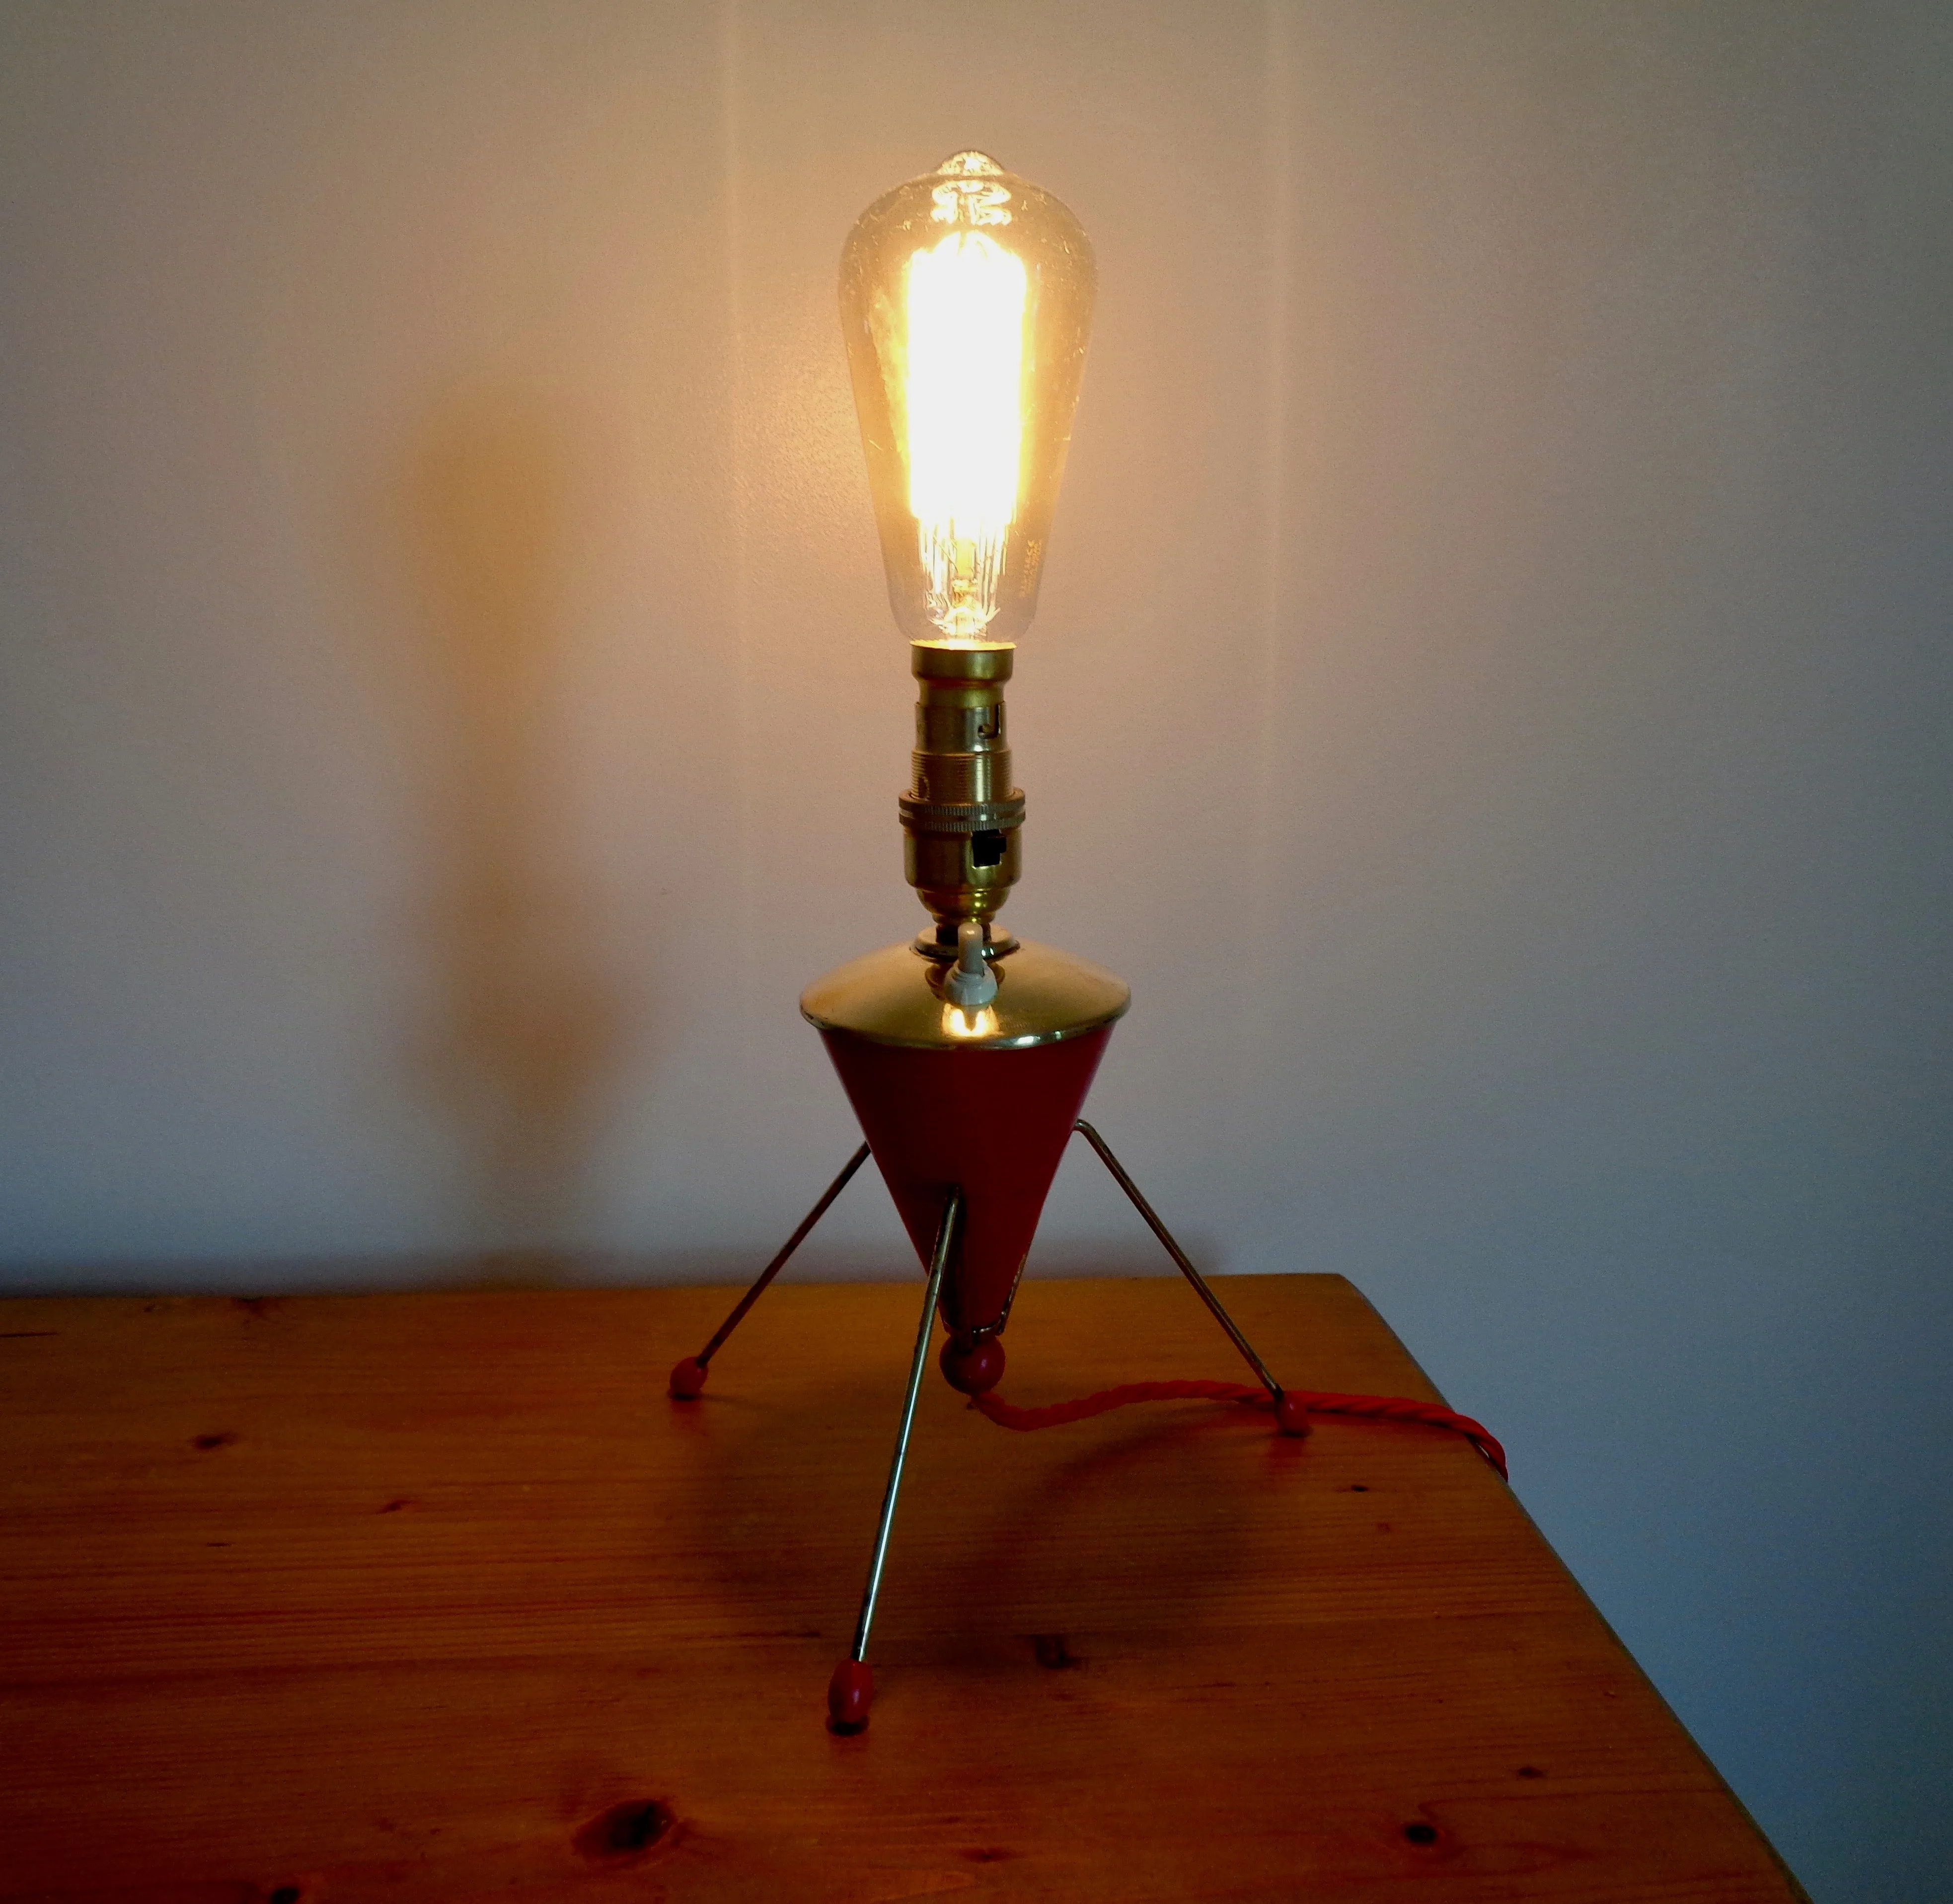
[401, 390, 627, 1274]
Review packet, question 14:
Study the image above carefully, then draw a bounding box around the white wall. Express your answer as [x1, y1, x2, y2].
[3, 4, 1949, 1894]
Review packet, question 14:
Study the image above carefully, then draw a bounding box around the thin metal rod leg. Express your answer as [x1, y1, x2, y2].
[1073, 1120, 1284, 1405]
[849, 1185, 961, 1666]
[691, 1143, 871, 1369]
[669, 1144, 871, 1399]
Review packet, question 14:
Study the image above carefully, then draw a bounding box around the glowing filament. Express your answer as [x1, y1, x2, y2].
[904, 230, 1027, 640]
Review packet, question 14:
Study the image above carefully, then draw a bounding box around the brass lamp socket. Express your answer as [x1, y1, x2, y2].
[901, 640, 1023, 959]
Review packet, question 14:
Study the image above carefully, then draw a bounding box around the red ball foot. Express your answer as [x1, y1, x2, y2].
[939, 1334, 1006, 1395]
[668, 1356, 708, 1401]
[1275, 1391, 1312, 1438]
[827, 1658, 873, 1733]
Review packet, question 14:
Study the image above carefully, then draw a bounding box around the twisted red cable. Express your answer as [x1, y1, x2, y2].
[970, 1379, 1507, 1480]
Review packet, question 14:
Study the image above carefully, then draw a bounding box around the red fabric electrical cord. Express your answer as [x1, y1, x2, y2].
[971, 1379, 1507, 1480]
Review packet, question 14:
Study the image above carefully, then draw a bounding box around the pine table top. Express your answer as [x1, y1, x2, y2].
[0, 1273, 1804, 1902]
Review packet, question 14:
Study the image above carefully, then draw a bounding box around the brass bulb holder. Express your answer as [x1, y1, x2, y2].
[901, 639, 1024, 958]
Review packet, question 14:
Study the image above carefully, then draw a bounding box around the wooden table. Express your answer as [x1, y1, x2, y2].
[1, 1275, 1804, 1902]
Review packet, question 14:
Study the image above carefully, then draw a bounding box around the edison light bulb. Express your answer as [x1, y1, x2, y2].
[840, 152, 1095, 645]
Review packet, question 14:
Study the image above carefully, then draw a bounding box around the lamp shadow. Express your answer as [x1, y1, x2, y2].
[679, 1353, 1283, 1666]
[399, 389, 628, 1268]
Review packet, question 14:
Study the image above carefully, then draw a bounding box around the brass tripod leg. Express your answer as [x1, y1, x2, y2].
[826, 1184, 963, 1731]
[668, 1142, 872, 1398]
[1073, 1120, 1296, 1419]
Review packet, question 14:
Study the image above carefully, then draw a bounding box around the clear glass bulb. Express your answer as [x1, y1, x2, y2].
[840, 152, 1095, 645]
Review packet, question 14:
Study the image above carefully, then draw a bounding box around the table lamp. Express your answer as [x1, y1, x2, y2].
[669, 152, 1495, 1734]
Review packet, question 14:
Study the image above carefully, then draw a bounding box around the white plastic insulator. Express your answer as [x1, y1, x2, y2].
[944, 920, 999, 1009]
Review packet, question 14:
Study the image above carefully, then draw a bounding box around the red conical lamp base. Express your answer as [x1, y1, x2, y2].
[820, 1027, 1112, 1336]
[802, 939, 1130, 1346]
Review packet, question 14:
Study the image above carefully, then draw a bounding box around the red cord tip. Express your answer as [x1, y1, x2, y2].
[827, 1658, 873, 1733]
[668, 1356, 708, 1401]
[1275, 1392, 1312, 1438]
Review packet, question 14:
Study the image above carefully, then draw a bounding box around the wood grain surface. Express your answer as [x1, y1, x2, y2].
[0, 1274, 1804, 1902]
